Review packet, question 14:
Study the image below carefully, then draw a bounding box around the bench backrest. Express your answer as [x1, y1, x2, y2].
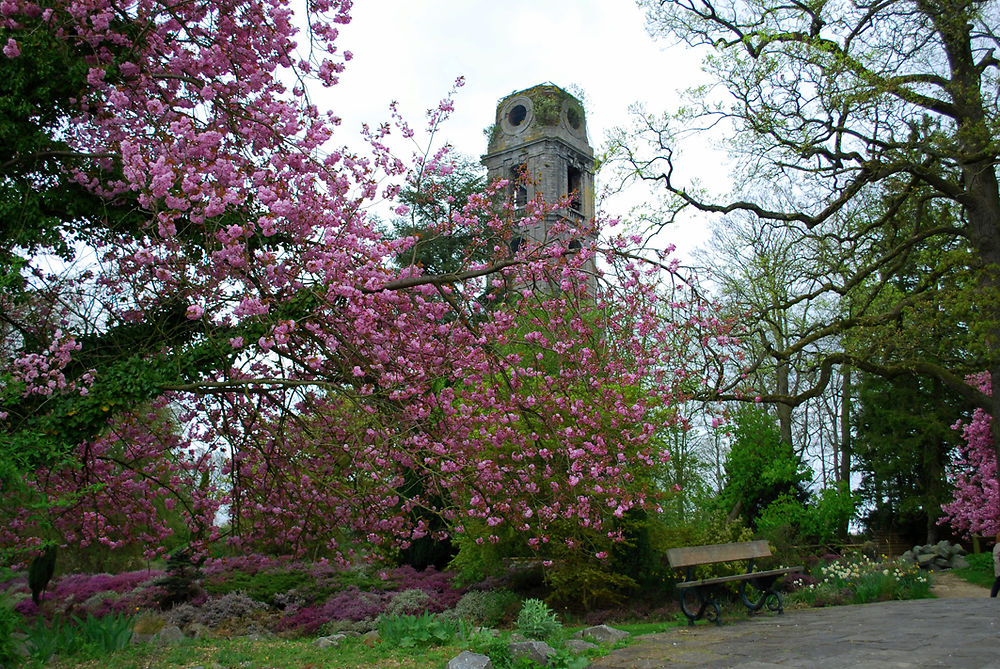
[665, 540, 772, 568]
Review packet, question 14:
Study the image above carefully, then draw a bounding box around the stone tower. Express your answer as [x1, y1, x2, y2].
[481, 84, 596, 289]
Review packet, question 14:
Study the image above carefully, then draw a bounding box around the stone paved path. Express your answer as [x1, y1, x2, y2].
[589, 597, 1000, 668]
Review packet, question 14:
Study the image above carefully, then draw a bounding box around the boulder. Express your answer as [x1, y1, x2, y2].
[184, 622, 211, 640]
[573, 624, 629, 644]
[510, 640, 556, 665]
[565, 639, 598, 652]
[153, 625, 185, 646]
[447, 650, 494, 669]
[313, 633, 346, 649]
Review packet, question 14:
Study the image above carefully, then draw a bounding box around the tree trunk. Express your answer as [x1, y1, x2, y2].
[928, 0, 1000, 530]
[839, 366, 852, 539]
[839, 366, 851, 486]
[776, 356, 793, 447]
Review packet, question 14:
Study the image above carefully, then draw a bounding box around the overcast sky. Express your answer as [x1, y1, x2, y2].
[330, 0, 722, 258]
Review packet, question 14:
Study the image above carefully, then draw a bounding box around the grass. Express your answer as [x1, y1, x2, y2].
[28, 615, 686, 669]
[601, 619, 683, 636]
[40, 635, 470, 669]
[953, 552, 994, 589]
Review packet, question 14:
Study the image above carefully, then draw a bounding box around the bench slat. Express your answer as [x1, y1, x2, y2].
[676, 566, 803, 588]
[665, 540, 772, 568]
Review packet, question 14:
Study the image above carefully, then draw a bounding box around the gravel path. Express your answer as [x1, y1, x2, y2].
[590, 578, 999, 668]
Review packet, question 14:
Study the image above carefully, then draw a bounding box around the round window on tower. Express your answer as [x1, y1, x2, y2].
[566, 106, 581, 129]
[508, 104, 527, 126]
[562, 99, 585, 137]
[500, 96, 533, 133]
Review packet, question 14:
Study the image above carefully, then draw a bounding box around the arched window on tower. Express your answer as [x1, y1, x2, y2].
[511, 164, 528, 209]
[567, 165, 582, 211]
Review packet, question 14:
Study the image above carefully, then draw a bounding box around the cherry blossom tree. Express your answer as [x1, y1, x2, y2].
[940, 372, 997, 537]
[0, 0, 737, 563]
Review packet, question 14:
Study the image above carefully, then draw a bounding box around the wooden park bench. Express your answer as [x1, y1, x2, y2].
[666, 540, 802, 626]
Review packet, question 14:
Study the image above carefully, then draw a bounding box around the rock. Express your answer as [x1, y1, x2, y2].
[10, 631, 29, 658]
[951, 555, 970, 569]
[362, 629, 380, 646]
[313, 633, 346, 649]
[184, 622, 211, 640]
[916, 552, 935, 567]
[508, 632, 527, 642]
[573, 624, 629, 644]
[447, 650, 494, 669]
[510, 640, 556, 665]
[153, 625, 185, 646]
[565, 639, 598, 652]
[473, 626, 499, 637]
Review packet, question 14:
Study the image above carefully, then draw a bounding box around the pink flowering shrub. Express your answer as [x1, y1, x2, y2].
[385, 566, 464, 612]
[1, 0, 739, 565]
[277, 586, 389, 635]
[7, 569, 163, 618]
[940, 372, 998, 536]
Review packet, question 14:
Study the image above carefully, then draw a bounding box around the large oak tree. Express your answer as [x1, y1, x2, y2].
[615, 0, 1000, 495]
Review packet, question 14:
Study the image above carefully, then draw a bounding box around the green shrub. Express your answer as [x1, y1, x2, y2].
[204, 568, 311, 605]
[156, 549, 203, 609]
[77, 612, 135, 652]
[0, 593, 23, 667]
[384, 588, 431, 617]
[376, 612, 463, 648]
[452, 589, 520, 627]
[545, 564, 637, 611]
[26, 616, 85, 663]
[466, 628, 514, 668]
[516, 598, 561, 641]
[24, 611, 136, 663]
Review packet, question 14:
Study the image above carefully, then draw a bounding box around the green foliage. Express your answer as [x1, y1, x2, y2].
[25, 612, 135, 663]
[156, 549, 203, 609]
[756, 484, 857, 549]
[806, 485, 857, 544]
[545, 563, 638, 612]
[719, 407, 810, 529]
[204, 568, 311, 606]
[392, 154, 491, 277]
[853, 374, 963, 544]
[515, 598, 561, 641]
[467, 630, 514, 668]
[0, 593, 23, 667]
[383, 588, 431, 617]
[529, 646, 591, 669]
[788, 555, 931, 607]
[954, 552, 994, 589]
[376, 611, 464, 648]
[76, 612, 136, 653]
[451, 589, 520, 628]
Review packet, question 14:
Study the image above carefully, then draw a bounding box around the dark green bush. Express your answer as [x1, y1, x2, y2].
[204, 568, 311, 605]
[0, 593, 23, 667]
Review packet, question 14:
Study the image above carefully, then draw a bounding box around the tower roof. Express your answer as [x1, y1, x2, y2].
[485, 83, 591, 157]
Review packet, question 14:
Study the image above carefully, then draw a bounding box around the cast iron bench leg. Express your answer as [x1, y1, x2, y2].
[738, 575, 784, 615]
[679, 586, 722, 626]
